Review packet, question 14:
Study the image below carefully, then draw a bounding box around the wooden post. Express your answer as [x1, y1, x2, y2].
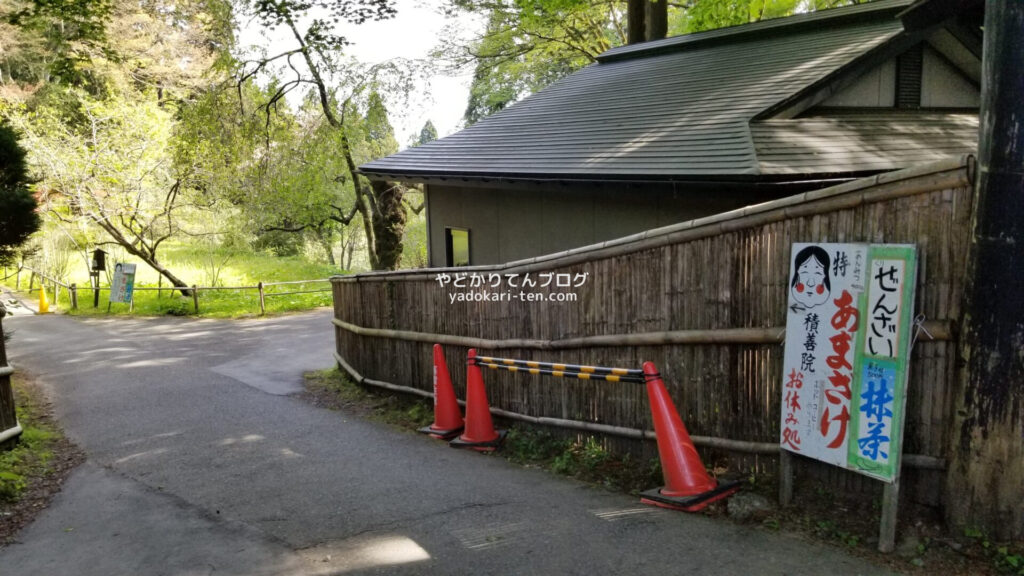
[778, 450, 794, 507]
[54, 281, 60, 309]
[878, 480, 900, 553]
[258, 281, 266, 315]
[948, 1, 1024, 540]
[70, 284, 78, 310]
[14, 268, 19, 290]
[192, 285, 199, 314]
[157, 275, 162, 299]
[27, 272, 34, 292]
[129, 292, 134, 314]
[0, 305, 18, 451]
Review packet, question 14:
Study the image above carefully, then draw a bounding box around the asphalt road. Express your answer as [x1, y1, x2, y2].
[0, 310, 895, 575]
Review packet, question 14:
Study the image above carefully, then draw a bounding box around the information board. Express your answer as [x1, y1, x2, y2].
[110, 263, 137, 304]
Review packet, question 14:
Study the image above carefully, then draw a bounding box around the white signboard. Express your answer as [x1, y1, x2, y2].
[781, 243, 867, 468]
[109, 263, 137, 304]
[780, 243, 917, 482]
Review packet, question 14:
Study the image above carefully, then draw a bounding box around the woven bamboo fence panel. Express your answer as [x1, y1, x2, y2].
[332, 157, 974, 495]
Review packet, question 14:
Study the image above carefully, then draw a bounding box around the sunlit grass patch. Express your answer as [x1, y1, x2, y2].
[4, 244, 344, 318]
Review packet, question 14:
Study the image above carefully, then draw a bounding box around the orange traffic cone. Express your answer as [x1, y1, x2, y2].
[639, 362, 740, 512]
[418, 344, 464, 440]
[449, 349, 506, 452]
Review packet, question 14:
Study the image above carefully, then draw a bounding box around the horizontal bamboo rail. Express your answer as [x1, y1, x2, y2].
[332, 318, 955, 348]
[20, 266, 71, 289]
[263, 279, 331, 286]
[333, 351, 945, 469]
[0, 422, 22, 445]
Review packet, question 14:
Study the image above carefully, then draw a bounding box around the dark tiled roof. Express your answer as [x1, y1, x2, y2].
[752, 113, 978, 174]
[361, 1, 937, 181]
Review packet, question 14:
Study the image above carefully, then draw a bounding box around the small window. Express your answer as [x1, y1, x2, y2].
[445, 228, 470, 267]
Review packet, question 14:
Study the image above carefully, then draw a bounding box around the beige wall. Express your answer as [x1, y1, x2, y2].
[426, 182, 786, 266]
[818, 44, 979, 110]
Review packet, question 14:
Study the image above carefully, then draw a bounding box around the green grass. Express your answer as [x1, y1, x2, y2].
[3, 245, 346, 318]
[504, 426, 663, 493]
[305, 369, 435, 429]
[0, 376, 60, 502]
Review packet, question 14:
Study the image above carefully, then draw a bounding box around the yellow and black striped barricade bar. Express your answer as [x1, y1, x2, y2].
[473, 356, 645, 384]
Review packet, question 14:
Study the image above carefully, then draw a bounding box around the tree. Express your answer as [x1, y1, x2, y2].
[416, 119, 437, 146]
[234, 0, 420, 270]
[18, 89, 199, 292]
[442, 0, 620, 125]
[3, 0, 114, 88]
[0, 123, 40, 265]
[3, 0, 234, 293]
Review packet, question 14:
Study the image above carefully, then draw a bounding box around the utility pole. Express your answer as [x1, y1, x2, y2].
[948, 0, 1024, 540]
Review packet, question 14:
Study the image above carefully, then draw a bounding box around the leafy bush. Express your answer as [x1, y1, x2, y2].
[0, 470, 26, 501]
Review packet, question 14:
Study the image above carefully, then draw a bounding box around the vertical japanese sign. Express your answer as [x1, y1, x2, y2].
[109, 263, 137, 304]
[780, 243, 916, 482]
[848, 246, 917, 482]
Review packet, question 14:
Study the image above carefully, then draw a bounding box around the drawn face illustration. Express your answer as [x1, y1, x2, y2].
[791, 246, 831, 309]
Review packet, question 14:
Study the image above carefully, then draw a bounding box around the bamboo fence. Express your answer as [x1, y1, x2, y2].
[332, 155, 976, 504]
[0, 305, 20, 450]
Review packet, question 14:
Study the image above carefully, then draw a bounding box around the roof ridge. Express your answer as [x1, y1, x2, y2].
[597, 0, 913, 63]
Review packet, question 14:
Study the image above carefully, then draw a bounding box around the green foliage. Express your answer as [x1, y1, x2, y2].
[814, 519, 862, 547]
[444, 0, 617, 124]
[504, 426, 661, 492]
[398, 201, 427, 269]
[504, 426, 572, 464]
[304, 368, 434, 429]
[246, 0, 395, 52]
[962, 527, 1024, 575]
[0, 469, 27, 501]
[0, 123, 40, 265]
[252, 230, 304, 257]
[5, 0, 114, 87]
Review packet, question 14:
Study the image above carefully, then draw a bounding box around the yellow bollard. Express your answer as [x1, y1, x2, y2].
[38, 285, 49, 314]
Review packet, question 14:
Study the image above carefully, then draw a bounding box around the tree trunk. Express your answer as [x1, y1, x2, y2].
[146, 259, 193, 297]
[91, 219, 192, 297]
[369, 180, 407, 270]
[343, 233, 356, 271]
[645, 0, 667, 42]
[947, 0, 1024, 540]
[314, 226, 337, 266]
[627, 0, 646, 44]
